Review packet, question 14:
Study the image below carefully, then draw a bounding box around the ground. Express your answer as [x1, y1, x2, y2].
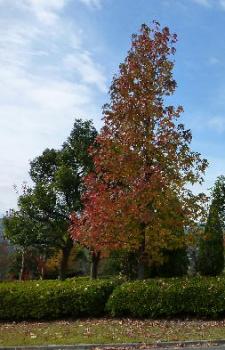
[1, 319, 225, 346]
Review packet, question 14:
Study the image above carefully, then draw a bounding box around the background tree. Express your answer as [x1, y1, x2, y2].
[70, 22, 208, 279]
[198, 177, 225, 276]
[5, 119, 97, 280]
[30, 119, 97, 279]
[209, 176, 225, 225]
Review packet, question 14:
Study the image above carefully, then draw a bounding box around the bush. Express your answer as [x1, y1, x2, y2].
[0, 277, 121, 321]
[107, 277, 225, 318]
[4, 276, 225, 321]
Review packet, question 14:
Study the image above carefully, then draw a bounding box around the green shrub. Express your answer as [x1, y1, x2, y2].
[107, 277, 225, 318]
[4, 276, 225, 320]
[0, 277, 120, 321]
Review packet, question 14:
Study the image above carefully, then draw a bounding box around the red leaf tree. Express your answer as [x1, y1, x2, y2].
[70, 22, 208, 279]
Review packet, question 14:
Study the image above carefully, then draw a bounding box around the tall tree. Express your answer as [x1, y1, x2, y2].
[70, 22, 208, 279]
[198, 177, 225, 276]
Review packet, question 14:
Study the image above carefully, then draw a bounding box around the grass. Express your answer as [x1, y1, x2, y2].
[2, 318, 225, 346]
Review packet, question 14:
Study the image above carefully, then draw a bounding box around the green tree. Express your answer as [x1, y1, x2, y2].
[209, 176, 225, 225]
[30, 119, 97, 279]
[5, 119, 97, 280]
[198, 177, 225, 276]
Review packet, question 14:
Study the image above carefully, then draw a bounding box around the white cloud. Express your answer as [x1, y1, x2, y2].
[219, 0, 225, 9]
[192, 0, 225, 10]
[24, 0, 68, 25]
[192, 0, 211, 7]
[79, 0, 102, 9]
[0, 0, 106, 212]
[209, 56, 220, 65]
[64, 52, 107, 92]
[208, 116, 225, 133]
[0, 0, 69, 25]
[27, 0, 67, 12]
[187, 112, 225, 134]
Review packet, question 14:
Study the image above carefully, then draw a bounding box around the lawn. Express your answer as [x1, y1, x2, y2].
[1, 318, 225, 346]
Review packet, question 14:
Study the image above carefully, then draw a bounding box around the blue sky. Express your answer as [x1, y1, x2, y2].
[0, 0, 225, 212]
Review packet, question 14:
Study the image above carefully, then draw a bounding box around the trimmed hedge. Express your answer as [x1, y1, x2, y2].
[0, 277, 121, 321]
[3, 276, 225, 320]
[106, 277, 225, 318]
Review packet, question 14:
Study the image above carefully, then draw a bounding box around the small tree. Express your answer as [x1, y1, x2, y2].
[3, 209, 48, 280]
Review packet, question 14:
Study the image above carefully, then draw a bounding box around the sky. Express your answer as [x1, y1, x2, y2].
[0, 0, 225, 213]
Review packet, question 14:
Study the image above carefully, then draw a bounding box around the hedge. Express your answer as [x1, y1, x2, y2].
[3, 276, 225, 320]
[0, 277, 121, 321]
[106, 277, 225, 318]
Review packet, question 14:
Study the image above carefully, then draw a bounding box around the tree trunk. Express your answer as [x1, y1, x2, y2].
[59, 238, 73, 280]
[90, 251, 101, 279]
[38, 254, 47, 280]
[19, 249, 25, 281]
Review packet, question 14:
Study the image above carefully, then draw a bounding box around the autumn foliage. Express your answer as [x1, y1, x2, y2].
[70, 22, 208, 278]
